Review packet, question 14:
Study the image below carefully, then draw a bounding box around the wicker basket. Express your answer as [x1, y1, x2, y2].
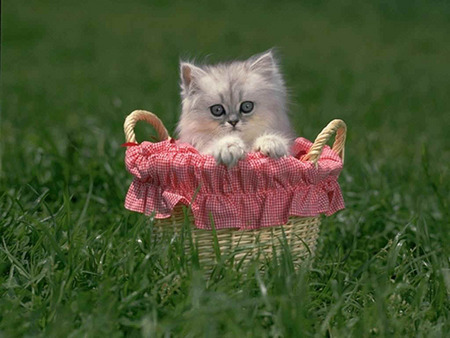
[124, 110, 346, 269]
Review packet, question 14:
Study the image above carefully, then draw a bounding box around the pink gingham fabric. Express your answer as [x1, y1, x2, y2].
[124, 137, 344, 230]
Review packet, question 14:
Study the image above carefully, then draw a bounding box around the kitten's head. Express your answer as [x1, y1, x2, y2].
[176, 50, 292, 151]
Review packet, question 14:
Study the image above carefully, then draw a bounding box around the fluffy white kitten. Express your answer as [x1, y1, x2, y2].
[177, 50, 294, 167]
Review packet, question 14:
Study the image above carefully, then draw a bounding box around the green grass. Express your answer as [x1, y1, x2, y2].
[1, 0, 449, 336]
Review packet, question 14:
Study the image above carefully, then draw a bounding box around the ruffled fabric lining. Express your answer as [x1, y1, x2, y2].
[124, 137, 344, 230]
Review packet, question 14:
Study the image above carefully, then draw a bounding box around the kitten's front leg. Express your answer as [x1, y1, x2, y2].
[208, 135, 246, 168]
[253, 133, 290, 158]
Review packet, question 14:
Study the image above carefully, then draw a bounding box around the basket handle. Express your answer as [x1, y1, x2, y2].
[303, 119, 347, 165]
[124, 110, 170, 143]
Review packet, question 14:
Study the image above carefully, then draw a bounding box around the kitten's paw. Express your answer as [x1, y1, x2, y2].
[253, 134, 290, 158]
[211, 136, 246, 167]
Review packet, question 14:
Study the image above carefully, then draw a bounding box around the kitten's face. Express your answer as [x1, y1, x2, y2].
[177, 51, 292, 151]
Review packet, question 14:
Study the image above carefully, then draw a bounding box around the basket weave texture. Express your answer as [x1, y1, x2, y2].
[123, 110, 346, 266]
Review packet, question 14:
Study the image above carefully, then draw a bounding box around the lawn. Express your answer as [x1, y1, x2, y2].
[1, 0, 449, 336]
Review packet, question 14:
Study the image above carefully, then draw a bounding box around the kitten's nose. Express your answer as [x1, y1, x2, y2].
[228, 120, 239, 127]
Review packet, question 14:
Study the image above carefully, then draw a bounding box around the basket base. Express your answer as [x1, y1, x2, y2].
[151, 206, 321, 270]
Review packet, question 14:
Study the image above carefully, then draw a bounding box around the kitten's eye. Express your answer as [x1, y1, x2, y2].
[210, 104, 226, 117]
[240, 101, 254, 114]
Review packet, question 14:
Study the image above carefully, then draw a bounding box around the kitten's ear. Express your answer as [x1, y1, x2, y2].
[248, 50, 278, 78]
[180, 61, 205, 95]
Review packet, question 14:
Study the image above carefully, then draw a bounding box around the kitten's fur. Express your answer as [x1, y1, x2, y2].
[177, 50, 294, 167]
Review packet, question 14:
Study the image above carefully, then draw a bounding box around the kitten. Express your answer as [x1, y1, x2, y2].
[177, 50, 294, 167]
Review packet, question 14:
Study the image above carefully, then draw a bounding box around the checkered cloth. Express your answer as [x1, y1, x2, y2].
[124, 137, 344, 230]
